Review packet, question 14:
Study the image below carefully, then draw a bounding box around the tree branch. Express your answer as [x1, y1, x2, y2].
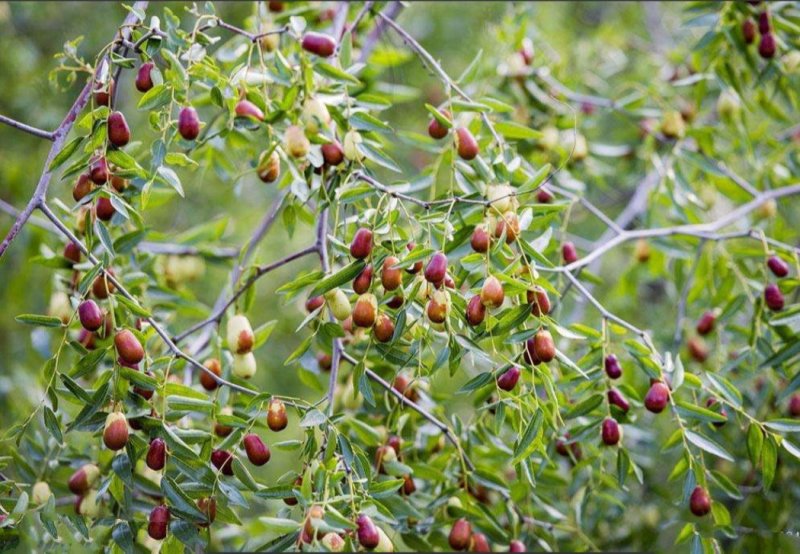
[0, 1, 149, 260]
[358, 2, 403, 63]
[318, 209, 344, 417]
[0, 114, 55, 141]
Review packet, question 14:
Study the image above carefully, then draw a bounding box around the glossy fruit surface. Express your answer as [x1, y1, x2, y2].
[301, 32, 336, 57]
[178, 106, 200, 140]
[689, 486, 711, 516]
[243, 433, 271, 466]
[456, 127, 479, 160]
[135, 62, 154, 92]
[644, 381, 670, 413]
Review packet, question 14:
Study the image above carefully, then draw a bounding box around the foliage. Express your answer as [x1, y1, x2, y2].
[0, 1, 799, 552]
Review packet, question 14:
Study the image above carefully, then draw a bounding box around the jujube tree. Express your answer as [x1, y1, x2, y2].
[0, 1, 799, 552]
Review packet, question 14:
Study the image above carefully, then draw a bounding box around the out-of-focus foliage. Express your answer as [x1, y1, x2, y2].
[0, 1, 799, 553]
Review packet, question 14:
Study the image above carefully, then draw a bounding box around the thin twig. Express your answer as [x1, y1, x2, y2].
[0, 115, 55, 141]
[318, 209, 343, 417]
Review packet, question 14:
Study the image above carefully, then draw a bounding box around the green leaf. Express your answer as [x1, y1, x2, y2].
[299, 409, 327, 428]
[161, 476, 207, 522]
[763, 419, 800, 433]
[259, 517, 301, 533]
[495, 121, 542, 140]
[746, 423, 763, 467]
[675, 401, 727, 424]
[456, 372, 494, 395]
[156, 166, 184, 196]
[309, 260, 366, 297]
[565, 394, 603, 419]
[14, 314, 63, 327]
[762, 437, 777, 490]
[684, 430, 734, 462]
[111, 521, 134, 554]
[50, 136, 84, 171]
[43, 406, 63, 444]
[512, 409, 543, 463]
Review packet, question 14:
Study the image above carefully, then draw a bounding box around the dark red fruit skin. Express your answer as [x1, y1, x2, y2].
[533, 330, 556, 363]
[767, 255, 789, 277]
[471, 226, 490, 253]
[387, 435, 402, 458]
[497, 367, 521, 391]
[317, 352, 332, 371]
[243, 433, 271, 466]
[267, 399, 288, 431]
[705, 397, 728, 428]
[456, 127, 479, 160]
[211, 449, 234, 476]
[604, 354, 622, 379]
[607, 389, 630, 413]
[644, 381, 670, 413]
[96, 197, 116, 221]
[381, 256, 403, 291]
[466, 295, 486, 327]
[306, 296, 324, 312]
[601, 417, 620, 445]
[688, 336, 709, 363]
[115, 329, 144, 364]
[742, 19, 756, 44]
[103, 414, 129, 450]
[689, 486, 711, 516]
[146, 438, 167, 470]
[764, 283, 784, 311]
[537, 188, 554, 203]
[373, 314, 395, 343]
[353, 264, 373, 294]
[268, 1, 284, 12]
[527, 288, 551, 317]
[178, 106, 200, 140]
[90, 157, 109, 185]
[758, 11, 770, 34]
[94, 79, 113, 106]
[470, 532, 491, 552]
[350, 228, 373, 259]
[64, 241, 82, 264]
[78, 300, 103, 332]
[562, 242, 578, 264]
[301, 32, 337, 57]
[356, 514, 380, 549]
[788, 393, 800, 417]
[148, 505, 170, 540]
[392, 374, 418, 402]
[321, 141, 344, 166]
[696, 311, 716, 335]
[401, 474, 416, 495]
[107, 111, 130, 147]
[509, 540, 527, 552]
[424, 252, 448, 284]
[759, 33, 776, 59]
[428, 109, 451, 140]
[555, 433, 582, 460]
[387, 295, 404, 309]
[136, 62, 154, 92]
[449, 518, 472, 551]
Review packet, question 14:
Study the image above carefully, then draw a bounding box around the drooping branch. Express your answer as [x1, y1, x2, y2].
[0, 114, 55, 141]
[358, 1, 404, 63]
[38, 201, 258, 397]
[339, 350, 475, 472]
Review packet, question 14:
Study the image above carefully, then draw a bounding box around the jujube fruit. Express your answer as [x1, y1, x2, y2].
[494, 212, 520, 243]
[758, 11, 771, 34]
[197, 497, 217, 526]
[759, 33, 776, 59]
[381, 256, 403, 291]
[200, 358, 221, 390]
[689, 486, 711, 517]
[562, 241, 578, 264]
[350, 228, 373, 259]
[470, 532, 490, 552]
[243, 433, 271, 466]
[227, 314, 255, 354]
[135, 62, 154, 92]
[90, 157, 109, 184]
[178, 106, 201, 140]
[604, 354, 622, 379]
[68, 464, 100, 495]
[96, 197, 116, 221]
[405, 243, 423, 274]
[424, 252, 448, 284]
[788, 393, 800, 417]
[107, 111, 130, 147]
[532, 329, 556, 363]
[64, 241, 82, 264]
[471, 226, 490, 253]
[742, 19, 756, 44]
[317, 352, 332, 371]
[73, 173, 94, 202]
[607, 388, 630, 413]
[301, 32, 337, 57]
[103, 412, 129, 450]
[235, 99, 265, 121]
[601, 417, 621, 446]
[31, 481, 52, 505]
[497, 367, 520, 391]
[214, 407, 233, 437]
[767, 255, 789, 277]
[267, 398, 288, 431]
[373, 313, 395, 343]
[353, 264, 373, 294]
[644, 381, 670, 413]
[428, 109, 451, 140]
[75, 489, 101, 518]
[146, 438, 166, 470]
[93, 79, 113, 106]
[356, 514, 380, 549]
[509, 540, 527, 552]
[148, 505, 170, 540]
[764, 283, 784, 311]
[115, 329, 144, 364]
[696, 311, 716, 335]
[479, 276, 504, 309]
[306, 295, 324, 313]
[427, 290, 450, 324]
[321, 141, 345, 166]
[466, 295, 486, 326]
[352, 293, 377, 328]
[325, 288, 351, 321]
[257, 150, 280, 183]
[527, 287, 550, 317]
[210, 449, 234, 476]
[301, 97, 331, 134]
[449, 518, 472, 551]
[78, 300, 103, 331]
[455, 127, 479, 160]
[232, 352, 257, 379]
